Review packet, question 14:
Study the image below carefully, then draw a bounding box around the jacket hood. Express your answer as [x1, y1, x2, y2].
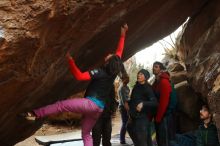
[159, 72, 170, 80]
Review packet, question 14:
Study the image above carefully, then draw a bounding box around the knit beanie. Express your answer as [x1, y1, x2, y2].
[138, 69, 150, 79]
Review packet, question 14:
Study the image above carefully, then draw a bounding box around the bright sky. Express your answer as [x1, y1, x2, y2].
[135, 25, 183, 67]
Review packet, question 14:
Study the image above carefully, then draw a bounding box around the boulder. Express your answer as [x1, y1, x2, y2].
[175, 81, 202, 132]
[170, 71, 187, 84]
[0, 0, 216, 145]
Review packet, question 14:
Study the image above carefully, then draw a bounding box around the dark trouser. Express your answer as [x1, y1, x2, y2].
[92, 116, 112, 146]
[119, 106, 128, 143]
[127, 117, 152, 146]
[169, 132, 196, 146]
[155, 113, 176, 146]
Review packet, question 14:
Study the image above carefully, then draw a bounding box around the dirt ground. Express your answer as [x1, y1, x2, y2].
[15, 111, 123, 146]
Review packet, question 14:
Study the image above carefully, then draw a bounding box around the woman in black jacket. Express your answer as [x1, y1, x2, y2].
[127, 69, 158, 146]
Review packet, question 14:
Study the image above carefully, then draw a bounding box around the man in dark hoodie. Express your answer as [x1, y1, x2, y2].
[92, 85, 117, 146]
[196, 104, 220, 146]
[170, 104, 220, 146]
[152, 61, 174, 146]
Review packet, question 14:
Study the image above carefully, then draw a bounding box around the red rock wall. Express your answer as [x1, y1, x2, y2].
[0, 0, 207, 145]
[179, 0, 220, 138]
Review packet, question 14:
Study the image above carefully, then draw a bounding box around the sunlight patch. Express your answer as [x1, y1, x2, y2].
[0, 26, 4, 38]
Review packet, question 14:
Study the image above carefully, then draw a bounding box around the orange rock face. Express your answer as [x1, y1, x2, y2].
[0, 0, 208, 145]
[179, 0, 220, 132]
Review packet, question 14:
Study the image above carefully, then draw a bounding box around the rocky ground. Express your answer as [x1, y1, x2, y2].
[16, 111, 123, 146]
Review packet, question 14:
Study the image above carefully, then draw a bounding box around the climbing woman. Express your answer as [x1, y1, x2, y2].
[24, 24, 128, 146]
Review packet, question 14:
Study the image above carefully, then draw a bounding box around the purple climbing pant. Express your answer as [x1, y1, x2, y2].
[34, 98, 103, 146]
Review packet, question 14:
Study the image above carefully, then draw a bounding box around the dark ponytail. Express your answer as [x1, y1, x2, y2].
[104, 55, 127, 79]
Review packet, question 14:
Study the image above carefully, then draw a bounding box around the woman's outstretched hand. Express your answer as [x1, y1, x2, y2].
[66, 51, 73, 60]
[121, 23, 128, 36]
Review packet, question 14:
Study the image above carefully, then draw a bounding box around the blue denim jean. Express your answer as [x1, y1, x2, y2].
[119, 106, 129, 143]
